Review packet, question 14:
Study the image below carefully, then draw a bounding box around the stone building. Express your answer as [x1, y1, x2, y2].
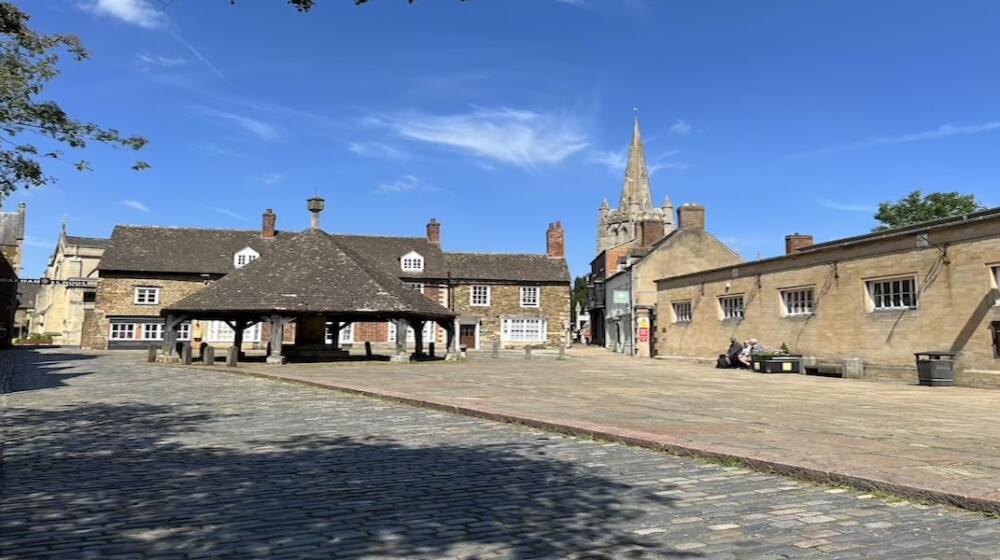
[83, 201, 571, 353]
[0, 202, 25, 346]
[589, 118, 672, 346]
[603, 204, 741, 357]
[14, 282, 39, 339]
[28, 228, 106, 345]
[655, 208, 1000, 388]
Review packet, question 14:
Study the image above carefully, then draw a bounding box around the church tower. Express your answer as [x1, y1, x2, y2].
[596, 115, 675, 253]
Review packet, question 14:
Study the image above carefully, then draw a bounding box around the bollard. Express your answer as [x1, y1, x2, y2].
[147, 345, 159, 363]
[202, 345, 215, 366]
[525, 346, 532, 360]
[226, 346, 238, 367]
[558, 344, 565, 360]
[492, 340, 500, 359]
[181, 343, 193, 365]
[200, 342, 209, 360]
[364, 341, 373, 357]
[428, 342, 435, 357]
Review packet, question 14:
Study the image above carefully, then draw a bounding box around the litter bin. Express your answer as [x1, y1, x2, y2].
[914, 351, 956, 387]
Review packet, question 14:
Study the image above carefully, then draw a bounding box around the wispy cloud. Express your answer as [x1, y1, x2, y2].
[122, 200, 150, 212]
[199, 107, 281, 141]
[370, 107, 589, 168]
[815, 197, 877, 213]
[205, 206, 247, 221]
[554, 0, 589, 7]
[791, 120, 1000, 159]
[375, 175, 438, 195]
[85, 0, 166, 29]
[258, 172, 285, 185]
[168, 31, 225, 78]
[136, 52, 185, 68]
[670, 119, 692, 136]
[348, 141, 410, 160]
[588, 147, 686, 174]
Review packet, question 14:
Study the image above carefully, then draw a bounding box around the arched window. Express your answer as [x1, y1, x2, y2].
[400, 251, 424, 272]
[234, 247, 260, 268]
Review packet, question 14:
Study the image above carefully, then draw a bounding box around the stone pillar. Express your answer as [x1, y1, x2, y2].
[159, 314, 181, 362]
[390, 318, 410, 362]
[266, 314, 286, 365]
[445, 317, 461, 360]
[202, 345, 215, 365]
[226, 346, 238, 367]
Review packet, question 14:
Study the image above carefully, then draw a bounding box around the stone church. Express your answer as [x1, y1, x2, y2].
[596, 117, 675, 253]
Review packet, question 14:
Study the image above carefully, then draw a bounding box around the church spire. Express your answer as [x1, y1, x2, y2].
[619, 111, 654, 213]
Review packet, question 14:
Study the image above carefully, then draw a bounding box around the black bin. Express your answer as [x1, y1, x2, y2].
[914, 351, 955, 387]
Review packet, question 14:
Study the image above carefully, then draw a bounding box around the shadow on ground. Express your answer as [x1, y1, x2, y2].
[1, 402, 693, 559]
[1, 349, 96, 393]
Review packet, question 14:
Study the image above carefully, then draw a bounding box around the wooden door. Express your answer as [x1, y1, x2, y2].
[459, 324, 477, 349]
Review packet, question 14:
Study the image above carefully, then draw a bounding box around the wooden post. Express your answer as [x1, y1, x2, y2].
[428, 342, 435, 357]
[160, 314, 181, 362]
[199, 342, 208, 360]
[330, 319, 341, 351]
[364, 341, 372, 357]
[413, 320, 424, 357]
[232, 320, 246, 358]
[266, 314, 286, 364]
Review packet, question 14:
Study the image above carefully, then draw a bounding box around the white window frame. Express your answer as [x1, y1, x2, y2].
[405, 282, 424, 293]
[719, 295, 745, 320]
[672, 301, 692, 323]
[178, 322, 192, 341]
[501, 318, 547, 343]
[325, 322, 354, 344]
[142, 323, 163, 341]
[400, 251, 425, 273]
[520, 286, 541, 308]
[991, 265, 1000, 306]
[109, 323, 136, 340]
[781, 287, 815, 316]
[206, 320, 262, 343]
[234, 247, 260, 269]
[133, 287, 160, 305]
[867, 276, 918, 311]
[470, 285, 491, 307]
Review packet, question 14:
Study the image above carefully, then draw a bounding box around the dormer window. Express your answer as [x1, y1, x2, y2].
[401, 251, 424, 272]
[234, 247, 260, 269]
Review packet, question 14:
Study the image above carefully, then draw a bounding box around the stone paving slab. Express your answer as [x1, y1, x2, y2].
[3, 348, 1000, 559]
[197, 346, 1000, 514]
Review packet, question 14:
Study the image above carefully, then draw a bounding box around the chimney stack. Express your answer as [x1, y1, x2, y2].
[426, 218, 441, 245]
[639, 220, 666, 247]
[262, 209, 277, 238]
[307, 197, 325, 231]
[678, 203, 706, 231]
[785, 233, 814, 255]
[546, 221, 565, 259]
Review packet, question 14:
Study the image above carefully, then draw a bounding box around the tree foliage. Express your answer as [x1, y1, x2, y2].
[873, 190, 986, 231]
[0, 3, 148, 198]
[571, 276, 588, 319]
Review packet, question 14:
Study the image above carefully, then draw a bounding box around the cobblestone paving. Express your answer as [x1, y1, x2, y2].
[2, 349, 1000, 559]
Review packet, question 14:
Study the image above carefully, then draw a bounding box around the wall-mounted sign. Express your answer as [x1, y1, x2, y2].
[613, 290, 629, 304]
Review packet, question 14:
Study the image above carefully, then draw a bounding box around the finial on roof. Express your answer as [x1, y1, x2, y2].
[600, 198, 610, 210]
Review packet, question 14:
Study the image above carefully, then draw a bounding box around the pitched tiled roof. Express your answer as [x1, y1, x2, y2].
[334, 235, 447, 278]
[445, 253, 569, 283]
[165, 229, 455, 319]
[100, 226, 570, 283]
[64, 236, 109, 249]
[99, 226, 281, 274]
[0, 211, 24, 246]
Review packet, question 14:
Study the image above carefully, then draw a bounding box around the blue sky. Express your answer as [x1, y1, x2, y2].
[12, 0, 1000, 278]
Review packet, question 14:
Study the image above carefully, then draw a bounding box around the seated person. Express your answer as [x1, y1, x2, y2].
[737, 338, 766, 368]
[726, 337, 743, 368]
[736, 340, 752, 368]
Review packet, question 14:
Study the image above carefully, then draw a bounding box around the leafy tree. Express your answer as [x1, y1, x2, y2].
[0, 3, 148, 198]
[873, 190, 986, 231]
[571, 276, 588, 321]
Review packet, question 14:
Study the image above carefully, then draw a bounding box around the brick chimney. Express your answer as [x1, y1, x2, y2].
[785, 233, 814, 254]
[262, 209, 276, 238]
[546, 221, 565, 259]
[639, 220, 666, 247]
[426, 218, 441, 245]
[678, 204, 706, 231]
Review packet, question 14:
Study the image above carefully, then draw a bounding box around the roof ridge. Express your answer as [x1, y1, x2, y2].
[114, 225, 260, 233]
[446, 251, 551, 258]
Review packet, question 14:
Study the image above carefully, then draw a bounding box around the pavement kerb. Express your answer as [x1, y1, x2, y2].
[164, 361, 1000, 516]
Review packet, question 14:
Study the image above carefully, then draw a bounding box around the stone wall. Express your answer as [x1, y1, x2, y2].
[452, 283, 569, 348]
[84, 276, 210, 350]
[655, 231, 1000, 386]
